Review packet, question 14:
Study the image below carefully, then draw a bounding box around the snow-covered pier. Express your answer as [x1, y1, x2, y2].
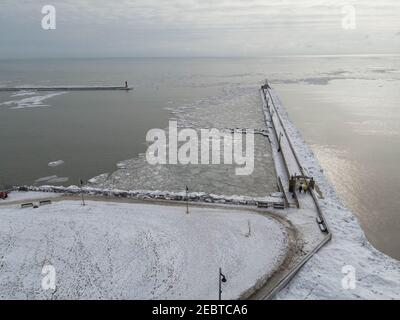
[248, 83, 332, 300]
[0, 85, 133, 92]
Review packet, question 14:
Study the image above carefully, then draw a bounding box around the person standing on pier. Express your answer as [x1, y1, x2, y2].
[289, 176, 296, 193]
[303, 181, 309, 193]
[309, 178, 315, 190]
[125, 81, 128, 88]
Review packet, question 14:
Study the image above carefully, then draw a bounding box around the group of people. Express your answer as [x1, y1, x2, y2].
[289, 176, 315, 195]
[298, 177, 315, 194]
[298, 180, 309, 194]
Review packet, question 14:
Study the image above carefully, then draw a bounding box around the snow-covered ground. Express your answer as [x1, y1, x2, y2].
[0, 191, 60, 204]
[0, 200, 288, 300]
[268, 89, 400, 300]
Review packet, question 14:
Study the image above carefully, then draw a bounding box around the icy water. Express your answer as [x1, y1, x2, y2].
[0, 56, 399, 260]
[0, 58, 277, 197]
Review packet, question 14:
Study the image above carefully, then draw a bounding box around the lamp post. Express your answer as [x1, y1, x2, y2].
[278, 132, 283, 152]
[185, 185, 189, 214]
[219, 267, 227, 300]
[80, 179, 85, 206]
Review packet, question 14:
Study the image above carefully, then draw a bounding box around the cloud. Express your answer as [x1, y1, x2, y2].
[1, 0, 400, 58]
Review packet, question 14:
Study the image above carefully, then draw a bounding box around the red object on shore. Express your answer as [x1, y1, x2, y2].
[0, 191, 8, 200]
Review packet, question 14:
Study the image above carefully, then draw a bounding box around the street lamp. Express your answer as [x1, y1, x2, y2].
[278, 132, 283, 153]
[80, 179, 85, 206]
[219, 267, 227, 300]
[185, 185, 189, 214]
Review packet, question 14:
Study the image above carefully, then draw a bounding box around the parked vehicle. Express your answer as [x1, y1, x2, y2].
[0, 191, 8, 200]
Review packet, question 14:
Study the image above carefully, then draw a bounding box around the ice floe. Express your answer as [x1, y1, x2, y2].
[35, 175, 69, 184]
[48, 160, 65, 167]
[88, 173, 109, 184]
[0, 92, 66, 109]
[10, 90, 37, 97]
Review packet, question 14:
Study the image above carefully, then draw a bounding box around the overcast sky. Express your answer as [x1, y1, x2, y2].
[1, 0, 399, 58]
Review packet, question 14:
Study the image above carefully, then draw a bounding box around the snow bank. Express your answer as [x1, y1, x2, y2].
[0, 200, 288, 299]
[13, 185, 284, 208]
[0, 191, 60, 204]
[268, 89, 400, 300]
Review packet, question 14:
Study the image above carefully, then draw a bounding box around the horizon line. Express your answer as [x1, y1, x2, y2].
[1, 53, 400, 61]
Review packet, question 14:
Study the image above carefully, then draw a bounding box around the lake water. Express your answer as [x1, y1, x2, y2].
[0, 56, 399, 260]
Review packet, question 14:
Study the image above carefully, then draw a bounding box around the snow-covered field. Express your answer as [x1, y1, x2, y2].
[268, 89, 400, 300]
[0, 200, 288, 299]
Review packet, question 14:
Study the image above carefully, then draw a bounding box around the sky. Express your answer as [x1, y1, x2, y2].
[0, 0, 399, 58]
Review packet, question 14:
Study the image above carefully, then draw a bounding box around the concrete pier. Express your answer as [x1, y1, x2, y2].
[250, 82, 332, 300]
[0, 86, 133, 92]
